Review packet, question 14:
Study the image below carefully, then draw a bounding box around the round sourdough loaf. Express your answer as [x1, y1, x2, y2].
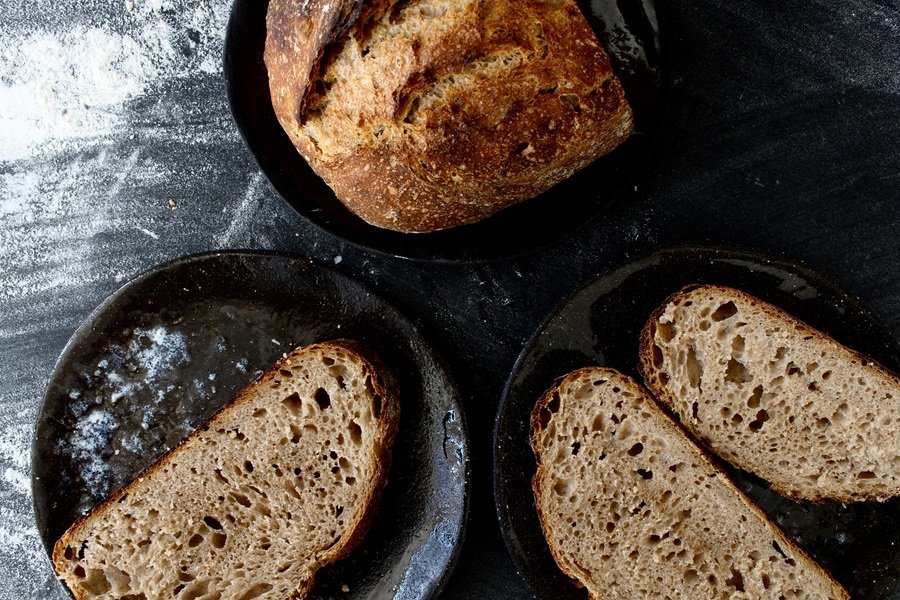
[264, 0, 633, 232]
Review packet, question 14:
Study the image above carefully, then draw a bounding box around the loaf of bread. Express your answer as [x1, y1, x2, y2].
[52, 340, 399, 600]
[265, 0, 633, 233]
[640, 284, 900, 502]
[531, 367, 848, 599]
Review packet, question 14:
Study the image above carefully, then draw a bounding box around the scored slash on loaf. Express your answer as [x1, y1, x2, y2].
[530, 367, 848, 599]
[52, 340, 399, 600]
[265, 0, 633, 232]
[640, 284, 900, 502]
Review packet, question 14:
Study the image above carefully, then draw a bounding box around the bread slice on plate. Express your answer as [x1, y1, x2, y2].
[530, 367, 848, 600]
[265, 0, 633, 232]
[640, 284, 900, 502]
[52, 339, 399, 600]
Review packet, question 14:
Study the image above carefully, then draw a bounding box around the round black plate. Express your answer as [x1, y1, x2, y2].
[494, 246, 900, 600]
[223, 0, 664, 261]
[33, 251, 468, 600]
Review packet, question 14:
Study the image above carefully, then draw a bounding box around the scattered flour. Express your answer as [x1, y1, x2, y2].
[0, 0, 260, 597]
[60, 325, 190, 498]
[0, 1, 231, 162]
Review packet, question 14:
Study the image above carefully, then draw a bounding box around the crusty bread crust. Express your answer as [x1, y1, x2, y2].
[264, 0, 632, 232]
[530, 367, 849, 600]
[52, 339, 399, 600]
[639, 284, 900, 503]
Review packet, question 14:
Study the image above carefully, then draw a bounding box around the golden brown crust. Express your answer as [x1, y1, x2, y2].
[53, 339, 400, 600]
[639, 284, 900, 503]
[264, 0, 367, 124]
[530, 367, 849, 600]
[264, 0, 633, 232]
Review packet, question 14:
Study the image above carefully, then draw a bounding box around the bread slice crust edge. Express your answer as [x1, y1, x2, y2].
[639, 284, 900, 503]
[52, 339, 400, 600]
[530, 367, 849, 600]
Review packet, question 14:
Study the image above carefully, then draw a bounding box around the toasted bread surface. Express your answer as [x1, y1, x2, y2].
[265, 0, 632, 232]
[53, 340, 399, 600]
[640, 284, 900, 502]
[531, 367, 848, 600]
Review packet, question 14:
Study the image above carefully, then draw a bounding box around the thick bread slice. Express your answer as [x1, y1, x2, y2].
[265, 0, 632, 233]
[639, 284, 900, 502]
[52, 339, 399, 600]
[531, 368, 848, 600]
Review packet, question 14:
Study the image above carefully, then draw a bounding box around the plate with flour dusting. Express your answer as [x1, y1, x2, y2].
[32, 251, 468, 600]
[224, 0, 665, 261]
[494, 246, 900, 600]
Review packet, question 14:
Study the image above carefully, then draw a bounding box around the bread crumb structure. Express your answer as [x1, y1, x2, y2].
[640, 284, 900, 502]
[530, 368, 848, 600]
[53, 340, 399, 600]
[265, 0, 633, 232]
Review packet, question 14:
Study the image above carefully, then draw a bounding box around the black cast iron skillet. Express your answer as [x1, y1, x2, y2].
[33, 251, 469, 600]
[495, 246, 900, 600]
[224, 0, 666, 261]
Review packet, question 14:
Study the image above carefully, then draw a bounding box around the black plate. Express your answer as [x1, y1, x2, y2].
[494, 246, 900, 599]
[33, 251, 468, 600]
[224, 0, 664, 261]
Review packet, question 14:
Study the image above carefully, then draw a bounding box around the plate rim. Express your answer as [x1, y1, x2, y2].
[221, 0, 671, 263]
[492, 243, 900, 599]
[31, 249, 471, 600]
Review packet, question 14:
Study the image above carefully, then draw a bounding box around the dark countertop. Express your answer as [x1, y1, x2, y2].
[1, 0, 898, 598]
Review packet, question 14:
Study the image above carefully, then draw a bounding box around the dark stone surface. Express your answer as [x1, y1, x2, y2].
[0, 0, 898, 598]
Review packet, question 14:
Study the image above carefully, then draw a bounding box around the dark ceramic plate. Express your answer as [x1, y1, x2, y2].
[223, 0, 664, 261]
[494, 246, 900, 600]
[33, 251, 468, 600]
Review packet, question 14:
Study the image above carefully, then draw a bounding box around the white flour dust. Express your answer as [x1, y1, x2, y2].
[61, 325, 191, 499]
[0, 1, 230, 162]
[0, 0, 237, 596]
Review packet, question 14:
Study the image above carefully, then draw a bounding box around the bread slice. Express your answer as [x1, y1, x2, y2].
[639, 284, 900, 502]
[265, 0, 632, 232]
[530, 367, 848, 600]
[52, 339, 399, 600]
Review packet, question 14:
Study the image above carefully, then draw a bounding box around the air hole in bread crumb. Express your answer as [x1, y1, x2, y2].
[553, 479, 573, 496]
[692, 402, 700, 421]
[711, 302, 738, 321]
[282, 393, 302, 415]
[725, 567, 745, 591]
[211, 532, 227, 549]
[636, 468, 653, 480]
[203, 516, 223, 530]
[188, 534, 204, 548]
[252, 408, 267, 418]
[748, 410, 769, 430]
[747, 385, 763, 408]
[822, 370, 832, 380]
[244, 460, 254, 473]
[236, 583, 273, 600]
[657, 322, 676, 343]
[725, 358, 752, 385]
[786, 362, 802, 376]
[858, 471, 877, 479]
[686, 346, 702, 389]
[627, 443, 644, 456]
[230, 492, 251, 508]
[590, 413, 604, 432]
[174, 583, 185, 595]
[314, 388, 331, 410]
[571, 442, 580, 456]
[346, 476, 356, 485]
[651, 344, 664, 368]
